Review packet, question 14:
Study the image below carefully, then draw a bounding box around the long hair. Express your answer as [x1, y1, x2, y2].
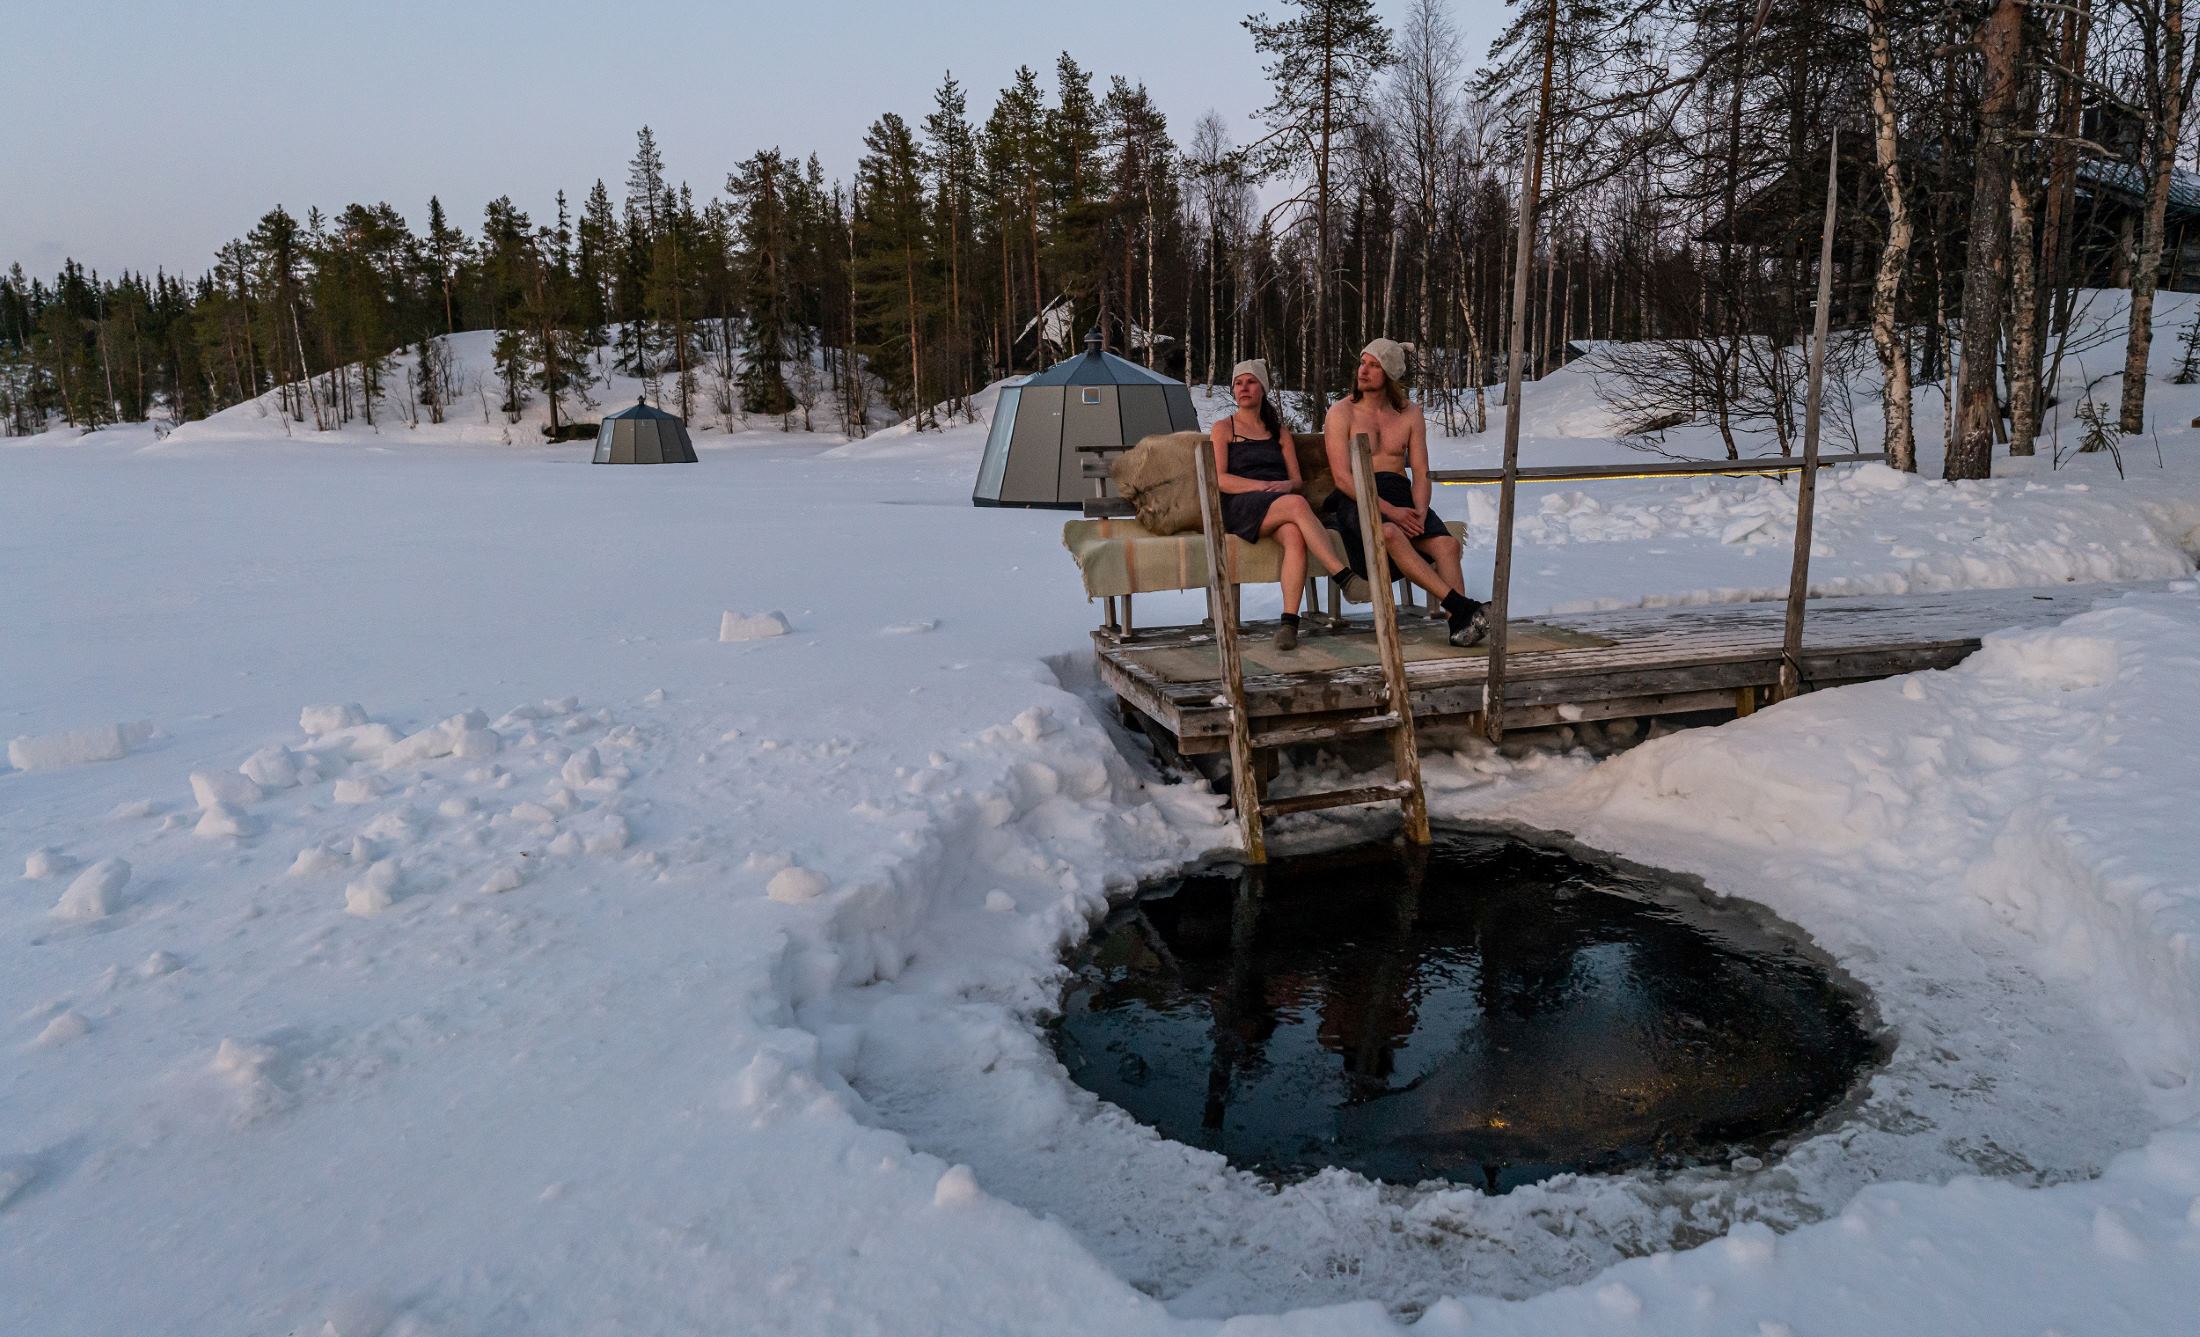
[1349, 369, 1409, 412]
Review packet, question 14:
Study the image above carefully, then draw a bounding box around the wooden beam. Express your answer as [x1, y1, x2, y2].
[1485, 0, 1559, 747]
[1780, 133, 1841, 703]
[1251, 711, 1402, 750]
[1193, 442, 1265, 863]
[1429, 451, 1886, 485]
[1350, 435, 1430, 845]
[1260, 782, 1415, 819]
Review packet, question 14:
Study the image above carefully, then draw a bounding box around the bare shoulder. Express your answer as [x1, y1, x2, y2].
[1322, 396, 1355, 432]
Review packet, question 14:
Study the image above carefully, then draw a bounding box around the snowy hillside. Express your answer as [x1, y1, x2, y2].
[152, 327, 904, 449]
[5, 303, 2200, 1335]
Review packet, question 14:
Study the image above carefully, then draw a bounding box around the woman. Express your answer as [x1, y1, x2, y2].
[1211, 359, 1355, 651]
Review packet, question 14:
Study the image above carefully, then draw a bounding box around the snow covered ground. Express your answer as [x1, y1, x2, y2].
[5, 300, 2200, 1335]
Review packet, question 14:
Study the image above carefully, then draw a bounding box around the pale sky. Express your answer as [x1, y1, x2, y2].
[4, 0, 1508, 280]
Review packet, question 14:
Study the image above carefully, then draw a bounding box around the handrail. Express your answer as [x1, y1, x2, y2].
[1431, 451, 1885, 486]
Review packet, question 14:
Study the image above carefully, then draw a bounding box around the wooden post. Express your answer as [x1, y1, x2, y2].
[1485, 0, 1560, 744]
[1778, 133, 1841, 703]
[1194, 443, 1266, 862]
[1351, 435, 1431, 846]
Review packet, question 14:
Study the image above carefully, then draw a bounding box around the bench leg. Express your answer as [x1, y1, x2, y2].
[1123, 594, 1134, 637]
[1103, 595, 1120, 634]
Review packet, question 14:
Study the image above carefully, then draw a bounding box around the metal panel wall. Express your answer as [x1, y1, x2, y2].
[972, 386, 1023, 501]
[1116, 386, 1175, 453]
[1162, 384, 1199, 430]
[1060, 386, 1119, 503]
[999, 386, 1065, 505]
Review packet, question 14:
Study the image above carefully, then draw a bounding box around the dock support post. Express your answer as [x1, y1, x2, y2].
[1779, 132, 1840, 704]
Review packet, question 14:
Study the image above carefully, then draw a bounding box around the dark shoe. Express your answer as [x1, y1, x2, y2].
[1340, 574, 1371, 604]
[1274, 622, 1299, 652]
[1447, 602, 1490, 648]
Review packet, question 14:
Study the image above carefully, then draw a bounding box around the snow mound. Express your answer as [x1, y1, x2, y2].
[51, 858, 130, 922]
[23, 847, 75, 880]
[766, 866, 829, 903]
[720, 610, 791, 642]
[8, 722, 151, 772]
[299, 703, 367, 736]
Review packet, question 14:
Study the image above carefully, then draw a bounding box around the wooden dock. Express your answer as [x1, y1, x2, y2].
[1096, 581, 2142, 757]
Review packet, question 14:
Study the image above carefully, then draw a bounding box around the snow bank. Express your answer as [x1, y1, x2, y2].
[1516, 588, 2200, 1124]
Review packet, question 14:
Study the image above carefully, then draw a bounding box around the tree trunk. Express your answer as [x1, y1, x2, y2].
[1316, 35, 1333, 398]
[1949, 0, 2023, 481]
[2119, 0, 2186, 434]
[2006, 147, 2041, 454]
[1206, 213, 1219, 387]
[1864, 0, 1917, 471]
[1715, 0, 1750, 459]
[2038, 0, 2090, 426]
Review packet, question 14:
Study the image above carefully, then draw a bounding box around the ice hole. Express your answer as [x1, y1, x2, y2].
[1052, 829, 1887, 1192]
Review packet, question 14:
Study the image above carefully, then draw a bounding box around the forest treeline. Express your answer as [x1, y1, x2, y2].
[3, 0, 2195, 480]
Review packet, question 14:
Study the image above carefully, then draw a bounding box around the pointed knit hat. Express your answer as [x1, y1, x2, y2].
[1362, 338, 1408, 384]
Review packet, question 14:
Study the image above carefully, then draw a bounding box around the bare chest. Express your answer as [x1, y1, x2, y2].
[1334, 405, 1411, 467]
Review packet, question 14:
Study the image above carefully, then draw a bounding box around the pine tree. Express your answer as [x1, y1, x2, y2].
[728, 148, 797, 416]
[923, 73, 980, 410]
[424, 195, 467, 338]
[981, 67, 1048, 366]
[1044, 54, 1108, 338]
[648, 184, 706, 418]
[523, 193, 591, 436]
[1102, 77, 1175, 366]
[853, 113, 931, 423]
[626, 126, 667, 235]
[576, 180, 619, 359]
[481, 196, 534, 418]
[1244, 0, 1394, 397]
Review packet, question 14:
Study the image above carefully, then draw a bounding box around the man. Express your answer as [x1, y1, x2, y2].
[1322, 338, 1489, 647]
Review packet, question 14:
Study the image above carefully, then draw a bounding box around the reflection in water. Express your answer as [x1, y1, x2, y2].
[1053, 831, 1883, 1192]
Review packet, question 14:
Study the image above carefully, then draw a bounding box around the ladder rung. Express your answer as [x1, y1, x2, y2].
[1260, 781, 1415, 818]
[1250, 712, 1402, 750]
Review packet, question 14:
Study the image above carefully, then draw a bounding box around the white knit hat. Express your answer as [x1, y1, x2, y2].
[1362, 338, 1407, 384]
[1229, 359, 1272, 395]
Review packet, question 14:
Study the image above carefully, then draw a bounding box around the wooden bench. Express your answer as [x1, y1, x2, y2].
[1062, 430, 1465, 639]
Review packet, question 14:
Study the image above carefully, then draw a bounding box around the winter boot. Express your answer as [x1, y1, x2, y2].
[1443, 593, 1490, 648]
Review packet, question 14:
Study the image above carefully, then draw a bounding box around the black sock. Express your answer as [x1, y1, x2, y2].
[1440, 591, 1475, 621]
[1280, 612, 1300, 627]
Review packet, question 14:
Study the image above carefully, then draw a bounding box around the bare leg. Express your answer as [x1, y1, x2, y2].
[1260, 495, 1348, 577]
[1274, 524, 1306, 615]
[1383, 524, 1459, 602]
[1418, 534, 1469, 602]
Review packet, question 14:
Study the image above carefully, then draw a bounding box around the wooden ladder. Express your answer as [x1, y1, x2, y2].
[1192, 434, 1432, 864]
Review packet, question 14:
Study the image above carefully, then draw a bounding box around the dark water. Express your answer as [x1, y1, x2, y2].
[1052, 831, 1884, 1192]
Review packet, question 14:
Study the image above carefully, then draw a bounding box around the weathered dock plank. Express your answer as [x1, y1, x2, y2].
[1096, 581, 2148, 755]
